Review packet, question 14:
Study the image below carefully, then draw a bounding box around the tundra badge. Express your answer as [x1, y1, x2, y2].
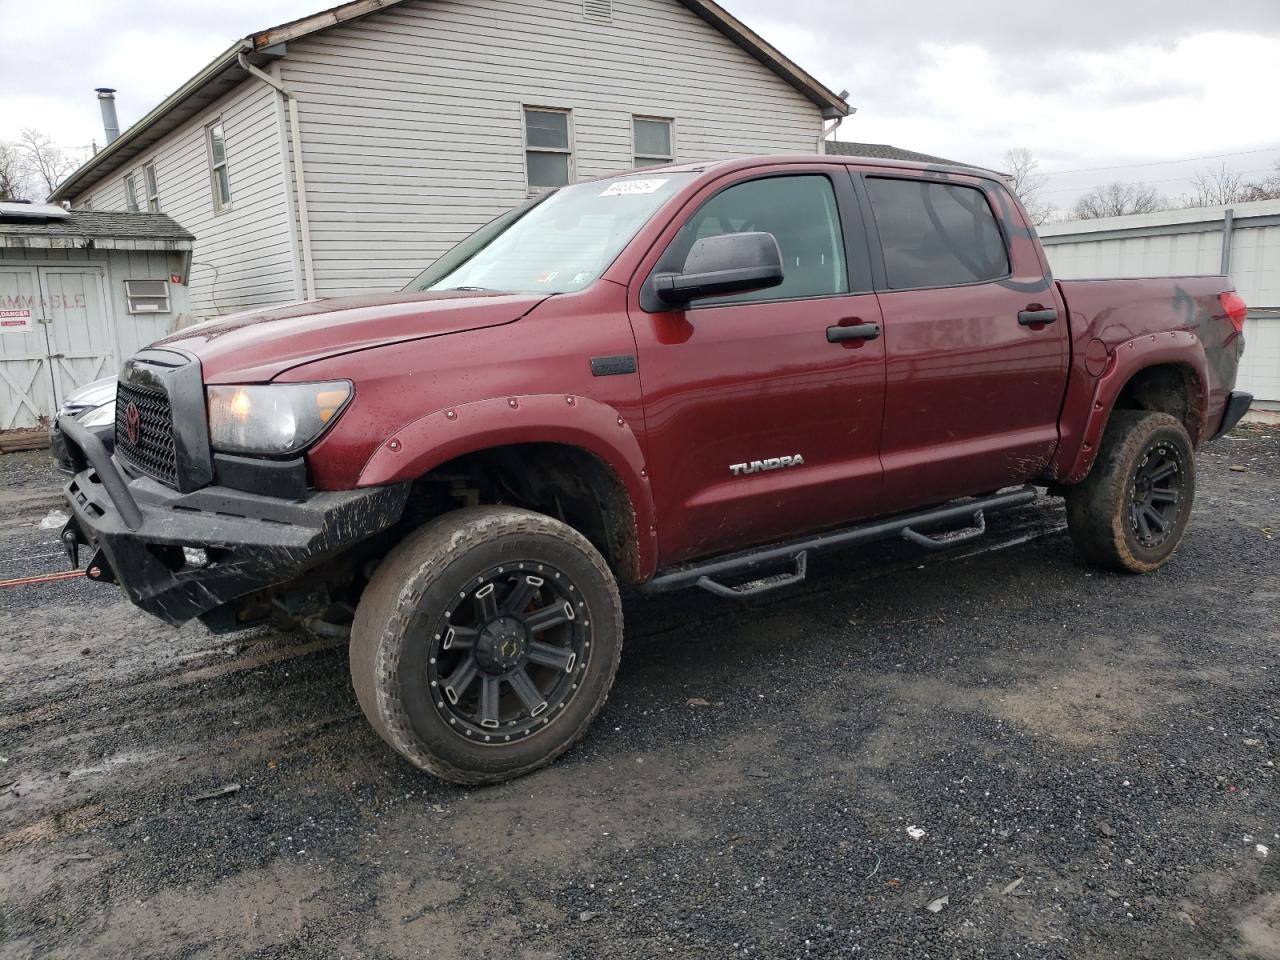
[730, 454, 805, 477]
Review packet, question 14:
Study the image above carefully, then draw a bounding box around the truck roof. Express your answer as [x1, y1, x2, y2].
[591, 153, 1007, 186]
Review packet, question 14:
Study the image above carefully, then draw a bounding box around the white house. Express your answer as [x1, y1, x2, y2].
[1040, 199, 1280, 411]
[50, 0, 849, 321]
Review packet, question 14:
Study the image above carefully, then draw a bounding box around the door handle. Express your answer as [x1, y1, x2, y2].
[827, 323, 881, 343]
[1018, 309, 1058, 326]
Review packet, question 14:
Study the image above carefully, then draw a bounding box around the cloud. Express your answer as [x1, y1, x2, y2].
[730, 0, 1280, 57]
[732, 2, 1279, 201]
[1, 0, 1276, 209]
[0, 0, 317, 145]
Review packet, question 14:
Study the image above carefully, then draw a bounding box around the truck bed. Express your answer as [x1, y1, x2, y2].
[1056, 275, 1244, 442]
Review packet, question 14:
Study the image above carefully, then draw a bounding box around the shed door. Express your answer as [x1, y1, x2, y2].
[40, 268, 114, 405]
[0, 267, 56, 430]
[0, 266, 114, 429]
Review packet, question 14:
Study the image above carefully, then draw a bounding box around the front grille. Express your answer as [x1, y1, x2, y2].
[115, 381, 178, 487]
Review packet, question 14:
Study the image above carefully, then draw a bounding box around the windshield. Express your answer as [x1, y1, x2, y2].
[405, 173, 696, 295]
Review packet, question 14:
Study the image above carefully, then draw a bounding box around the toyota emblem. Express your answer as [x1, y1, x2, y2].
[125, 401, 142, 446]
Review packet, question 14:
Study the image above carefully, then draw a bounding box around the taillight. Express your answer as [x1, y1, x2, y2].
[1221, 291, 1248, 333]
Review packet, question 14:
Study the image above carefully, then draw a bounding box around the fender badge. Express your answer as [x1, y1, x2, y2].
[730, 454, 805, 477]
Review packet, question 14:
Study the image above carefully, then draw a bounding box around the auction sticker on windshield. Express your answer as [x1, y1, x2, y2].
[600, 179, 669, 197]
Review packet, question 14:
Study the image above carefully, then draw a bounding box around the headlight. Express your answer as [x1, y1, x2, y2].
[79, 402, 116, 428]
[207, 381, 352, 455]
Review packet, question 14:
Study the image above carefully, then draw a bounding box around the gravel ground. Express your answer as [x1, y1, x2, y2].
[0, 428, 1276, 960]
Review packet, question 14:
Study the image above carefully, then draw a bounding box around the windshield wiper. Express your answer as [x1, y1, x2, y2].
[442, 285, 501, 293]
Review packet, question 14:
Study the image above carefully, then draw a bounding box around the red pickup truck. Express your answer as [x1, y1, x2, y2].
[60, 154, 1252, 784]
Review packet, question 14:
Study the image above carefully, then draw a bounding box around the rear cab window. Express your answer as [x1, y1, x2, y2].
[864, 177, 1010, 290]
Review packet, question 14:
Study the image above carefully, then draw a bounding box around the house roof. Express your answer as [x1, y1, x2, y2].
[824, 140, 973, 168]
[50, 0, 849, 203]
[0, 209, 195, 251]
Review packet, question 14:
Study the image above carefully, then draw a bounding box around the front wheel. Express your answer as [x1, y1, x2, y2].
[1064, 410, 1195, 573]
[350, 506, 623, 785]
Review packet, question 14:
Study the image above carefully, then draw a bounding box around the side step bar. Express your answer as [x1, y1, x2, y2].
[639, 485, 1038, 599]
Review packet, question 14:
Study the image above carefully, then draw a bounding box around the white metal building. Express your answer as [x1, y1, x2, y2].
[1040, 200, 1280, 410]
[49, 0, 849, 321]
[0, 205, 194, 429]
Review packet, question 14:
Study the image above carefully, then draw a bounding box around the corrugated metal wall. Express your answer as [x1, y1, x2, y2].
[1042, 206, 1280, 404]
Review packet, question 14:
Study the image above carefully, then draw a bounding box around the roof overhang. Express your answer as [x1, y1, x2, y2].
[674, 0, 848, 115]
[0, 235, 194, 252]
[251, 0, 412, 47]
[50, 40, 267, 203]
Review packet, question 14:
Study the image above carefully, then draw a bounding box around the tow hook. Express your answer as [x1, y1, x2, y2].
[60, 520, 82, 570]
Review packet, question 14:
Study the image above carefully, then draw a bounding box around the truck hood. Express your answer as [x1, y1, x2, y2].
[156, 290, 551, 383]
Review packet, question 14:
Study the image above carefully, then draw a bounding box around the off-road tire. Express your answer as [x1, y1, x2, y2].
[350, 506, 623, 785]
[1065, 410, 1195, 573]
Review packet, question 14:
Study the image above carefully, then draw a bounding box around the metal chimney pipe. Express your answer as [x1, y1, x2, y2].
[95, 88, 120, 143]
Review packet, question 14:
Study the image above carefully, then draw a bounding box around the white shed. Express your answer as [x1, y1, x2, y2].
[0, 204, 194, 429]
[1039, 200, 1280, 410]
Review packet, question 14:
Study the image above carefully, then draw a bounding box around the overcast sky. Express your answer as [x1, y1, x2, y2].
[2, 0, 1277, 211]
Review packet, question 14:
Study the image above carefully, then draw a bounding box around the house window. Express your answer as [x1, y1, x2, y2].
[633, 117, 674, 168]
[124, 173, 140, 213]
[142, 161, 160, 212]
[124, 279, 171, 314]
[524, 107, 572, 190]
[205, 119, 233, 211]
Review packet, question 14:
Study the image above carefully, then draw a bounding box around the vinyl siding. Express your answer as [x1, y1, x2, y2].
[74, 82, 298, 319]
[281, 0, 824, 297]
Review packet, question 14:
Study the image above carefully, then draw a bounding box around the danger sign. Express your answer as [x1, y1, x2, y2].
[0, 309, 32, 334]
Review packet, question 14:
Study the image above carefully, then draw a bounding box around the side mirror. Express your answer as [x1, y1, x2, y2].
[652, 232, 784, 307]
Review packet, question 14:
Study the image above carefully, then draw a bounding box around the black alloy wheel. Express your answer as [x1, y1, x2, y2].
[1127, 441, 1186, 549]
[429, 563, 588, 743]
[1064, 410, 1196, 574]
[350, 506, 624, 784]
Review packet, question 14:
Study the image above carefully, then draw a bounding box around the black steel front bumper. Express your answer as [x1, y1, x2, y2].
[58, 414, 409, 630]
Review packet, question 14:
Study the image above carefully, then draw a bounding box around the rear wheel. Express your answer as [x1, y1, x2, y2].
[350, 506, 623, 785]
[1065, 410, 1195, 573]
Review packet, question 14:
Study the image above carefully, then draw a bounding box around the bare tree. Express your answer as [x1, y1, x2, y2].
[16, 128, 81, 199]
[0, 142, 30, 200]
[1183, 164, 1251, 207]
[1002, 147, 1055, 225]
[1071, 181, 1165, 220]
[1241, 161, 1280, 202]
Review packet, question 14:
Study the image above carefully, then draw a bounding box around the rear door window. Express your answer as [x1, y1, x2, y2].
[865, 178, 1009, 289]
